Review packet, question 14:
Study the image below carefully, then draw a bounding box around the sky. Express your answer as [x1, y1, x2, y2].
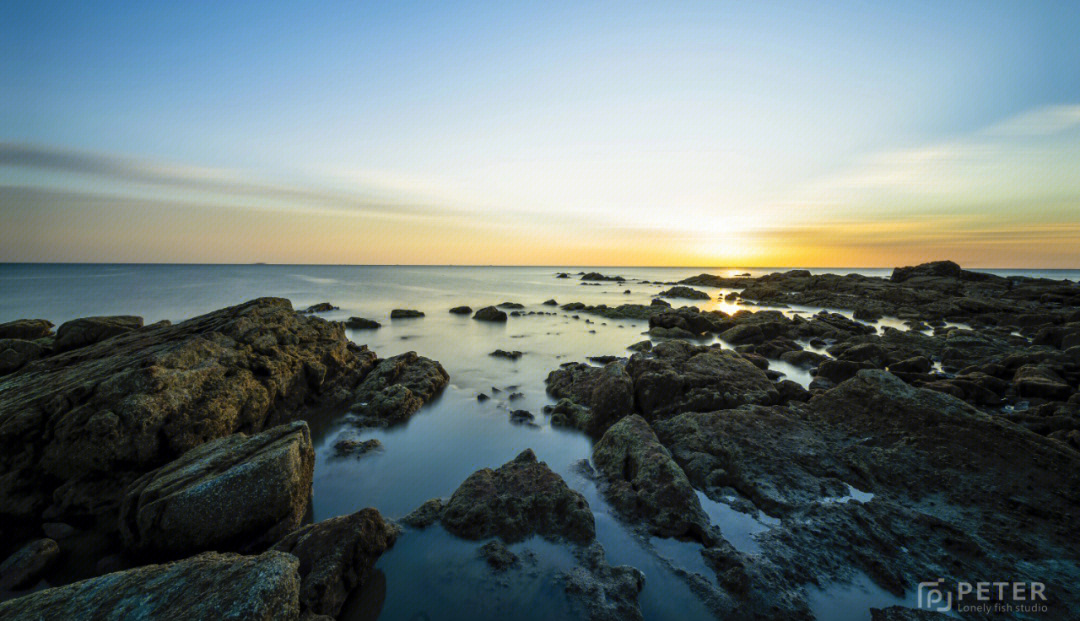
[2, 1, 1079, 267]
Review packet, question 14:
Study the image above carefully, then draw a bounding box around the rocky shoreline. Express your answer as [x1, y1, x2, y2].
[0, 262, 1077, 619]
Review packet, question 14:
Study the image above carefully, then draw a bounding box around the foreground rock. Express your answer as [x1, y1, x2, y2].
[592, 415, 709, 540]
[0, 551, 301, 620]
[0, 538, 58, 591]
[347, 352, 448, 426]
[54, 315, 144, 352]
[120, 421, 314, 558]
[271, 508, 398, 618]
[410, 449, 595, 544]
[0, 298, 370, 524]
[563, 542, 645, 621]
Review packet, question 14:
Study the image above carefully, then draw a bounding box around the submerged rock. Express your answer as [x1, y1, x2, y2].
[563, 542, 645, 621]
[389, 309, 424, 319]
[0, 538, 59, 591]
[303, 302, 338, 313]
[581, 272, 625, 282]
[0, 551, 301, 620]
[473, 306, 508, 322]
[348, 352, 449, 426]
[119, 421, 314, 557]
[478, 540, 519, 571]
[449, 306, 472, 315]
[592, 415, 709, 539]
[657, 286, 710, 300]
[345, 316, 381, 329]
[490, 349, 523, 360]
[0, 298, 370, 523]
[332, 437, 382, 458]
[270, 508, 398, 618]
[430, 449, 595, 544]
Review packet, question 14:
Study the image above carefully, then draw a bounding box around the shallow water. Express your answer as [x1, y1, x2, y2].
[2, 263, 1073, 620]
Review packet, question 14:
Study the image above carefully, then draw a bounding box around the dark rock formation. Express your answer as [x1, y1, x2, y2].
[332, 436, 382, 458]
[0, 538, 58, 591]
[545, 362, 634, 434]
[0, 318, 53, 340]
[303, 302, 338, 313]
[581, 272, 625, 282]
[449, 306, 472, 315]
[345, 317, 381, 329]
[389, 309, 424, 319]
[347, 352, 448, 426]
[270, 508, 398, 618]
[119, 421, 314, 558]
[0, 551, 301, 620]
[490, 349, 523, 360]
[477, 540, 519, 571]
[473, 306, 508, 322]
[657, 286, 710, 300]
[55, 315, 143, 352]
[563, 542, 645, 621]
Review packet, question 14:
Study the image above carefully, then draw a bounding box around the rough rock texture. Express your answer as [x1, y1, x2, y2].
[344, 317, 380, 330]
[0, 538, 58, 591]
[271, 508, 398, 618]
[592, 415, 709, 540]
[0, 338, 46, 375]
[119, 421, 314, 558]
[477, 540, 519, 571]
[0, 298, 371, 523]
[563, 542, 645, 621]
[428, 449, 595, 543]
[347, 352, 448, 426]
[54, 315, 144, 352]
[545, 361, 634, 434]
[0, 551, 301, 621]
[0, 319, 54, 340]
[657, 286, 710, 300]
[473, 306, 508, 322]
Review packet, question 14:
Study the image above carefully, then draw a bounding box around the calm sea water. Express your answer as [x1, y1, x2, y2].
[2, 263, 1075, 621]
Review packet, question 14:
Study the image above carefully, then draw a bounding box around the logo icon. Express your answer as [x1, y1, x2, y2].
[918, 578, 953, 612]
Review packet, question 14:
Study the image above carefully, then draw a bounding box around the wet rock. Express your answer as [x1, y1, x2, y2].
[348, 352, 449, 426]
[657, 286, 710, 300]
[497, 302, 525, 309]
[545, 361, 634, 434]
[814, 358, 875, 383]
[55, 315, 143, 352]
[627, 340, 652, 352]
[332, 437, 382, 458]
[437, 449, 595, 543]
[0, 298, 370, 523]
[581, 272, 625, 282]
[776, 379, 810, 403]
[890, 260, 963, 282]
[449, 306, 472, 315]
[592, 415, 709, 539]
[779, 348, 826, 368]
[0, 550, 301, 620]
[476, 392, 490, 402]
[400, 498, 444, 528]
[271, 508, 398, 618]
[490, 349, 523, 360]
[119, 421, 314, 557]
[509, 410, 535, 425]
[563, 542, 645, 621]
[647, 326, 700, 340]
[649, 307, 725, 335]
[389, 309, 424, 319]
[887, 356, 932, 374]
[543, 299, 558, 306]
[651, 298, 671, 307]
[0, 318, 54, 340]
[0, 538, 59, 591]
[478, 540, 519, 571]
[546, 398, 592, 430]
[473, 306, 508, 322]
[345, 316, 381, 329]
[303, 302, 338, 313]
[719, 323, 765, 345]
[1013, 364, 1072, 400]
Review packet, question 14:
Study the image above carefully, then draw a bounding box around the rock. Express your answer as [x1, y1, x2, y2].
[556, 272, 569, 279]
[332, 437, 382, 458]
[119, 421, 314, 557]
[347, 352, 449, 426]
[888, 356, 932, 374]
[838, 342, 888, 367]
[719, 323, 765, 345]
[657, 286, 710, 300]
[592, 415, 709, 539]
[400, 498, 444, 528]
[776, 379, 810, 403]
[1013, 364, 1072, 400]
[545, 362, 634, 434]
[497, 302, 525, 309]
[779, 349, 826, 368]
[546, 398, 593, 430]
[649, 307, 725, 335]
[271, 508, 398, 618]
[41, 522, 76, 540]
[581, 272, 625, 282]
[473, 306, 508, 322]
[476, 393, 490, 402]
[437, 449, 595, 543]
[626, 341, 779, 419]
[543, 299, 558, 306]
[449, 306, 472, 315]
[890, 260, 963, 282]
[0, 298, 371, 523]
[647, 326, 701, 340]
[563, 542, 645, 621]
[0, 550, 301, 620]
[345, 316, 381, 329]
[490, 349, 523, 360]
[627, 340, 652, 352]
[389, 309, 424, 319]
[0, 318, 53, 340]
[814, 358, 875, 383]
[509, 410, 535, 425]
[651, 298, 671, 307]
[477, 540, 519, 571]
[0, 338, 46, 375]
[54, 315, 143, 351]
[303, 303, 337, 313]
[0, 538, 59, 590]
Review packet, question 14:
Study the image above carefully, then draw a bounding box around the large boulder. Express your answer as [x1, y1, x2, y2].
[545, 362, 634, 434]
[0, 338, 46, 375]
[0, 538, 59, 591]
[890, 260, 963, 282]
[0, 551, 301, 620]
[119, 421, 314, 557]
[347, 352, 449, 426]
[0, 298, 372, 523]
[0, 318, 53, 340]
[54, 315, 144, 352]
[271, 508, 398, 618]
[592, 415, 708, 539]
[625, 341, 779, 419]
[426, 449, 595, 543]
[472, 306, 508, 322]
[657, 286, 710, 300]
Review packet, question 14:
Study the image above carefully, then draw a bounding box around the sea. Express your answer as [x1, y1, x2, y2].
[2, 263, 1076, 621]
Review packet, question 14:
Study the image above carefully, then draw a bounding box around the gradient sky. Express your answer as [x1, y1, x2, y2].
[2, 1, 1079, 266]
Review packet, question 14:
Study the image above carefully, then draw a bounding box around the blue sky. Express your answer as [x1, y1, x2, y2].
[2, 1, 1079, 265]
